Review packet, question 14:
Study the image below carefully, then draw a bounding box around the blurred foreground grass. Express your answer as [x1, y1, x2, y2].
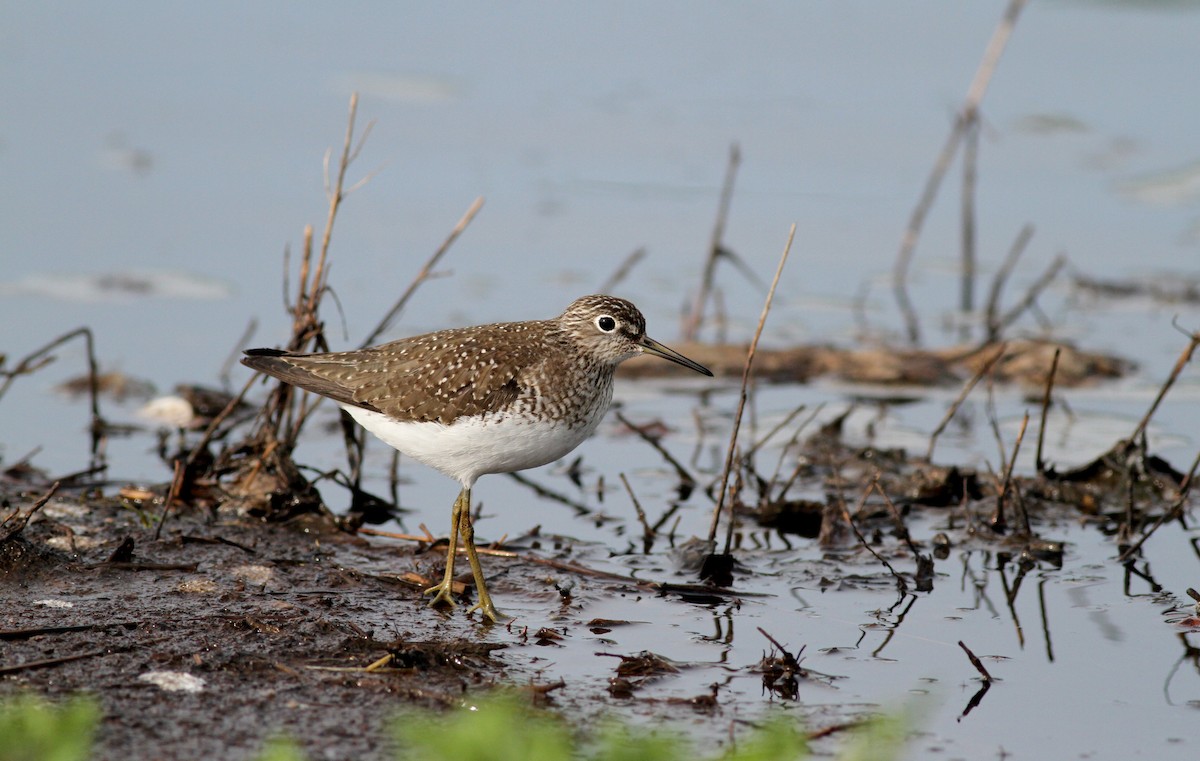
[0, 694, 99, 761]
[1, 691, 906, 761]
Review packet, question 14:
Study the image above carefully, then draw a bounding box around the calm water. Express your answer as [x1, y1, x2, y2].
[3, 2, 1200, 758]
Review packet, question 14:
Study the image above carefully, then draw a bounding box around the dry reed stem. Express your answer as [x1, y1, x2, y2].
[278, 95, 376, 442]
[206, 93, 372, 529]
[745, 403, 808, 460]
[1010, 462, 1032, 536]
[361, 526, 763, 597]
[1117, 446, 1200, 562]
[892, 0, 1029, 345]
[598, 247, 646, 294]
[1118, 446, 1200, 559]
[619, 472, 655, 549]
[292, 225, 314, 333]
[983, 223, 1035, 340]
[506, 472, 592, 516]
[361, 195, 485, 348]
[219, 318, 259, 390]
[649, 501, 684, 536]
[958, 640, 994, 682]
[285, 235, 324, 442]
[684, 143, 741, 342]
[756, 627, 802, 666]
[995, 411, 1030, 534]
[926, 342, 1007, 461]
[0, 481, 59, 544]
[707, 224, 796, 548]
[0, 643, 145, 677]
[155, 374, 258, 539]
[0, 327, 106, 472]
[1034, 347, 1061, 475]
[772, 403, 825, 501]
[960, 116, 980, 318]
[748, 403, 809, 497]
[317, 92, 369, 301]
[984, 373, 1007, 473]
[613, 411, 697, 492]
[991, 253, 1067, 340]
[1129, 327, 1200, 443]
[839, 477, 908, 594]
[871, 478, 923, 559]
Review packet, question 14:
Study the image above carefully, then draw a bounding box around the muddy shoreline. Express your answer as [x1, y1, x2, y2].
[2, 495, 550, 760]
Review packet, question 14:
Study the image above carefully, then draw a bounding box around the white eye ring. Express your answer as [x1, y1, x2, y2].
[596, 315, 617, 332]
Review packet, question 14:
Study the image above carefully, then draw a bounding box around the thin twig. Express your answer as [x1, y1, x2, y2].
[893, 0, 1029, 344]
[745, 404, 808, 460]
[0, 482, 60, 544]
[1010, 467, 1033, 537]
[927, 343, 1007, 461]
[316, 92, 365, 297]
[0, 621, 140, 641]
[614, 411, 697, 493]
[772, 404, 826, 501]
[756, 627, 803, 669]
[979, 374, 1008, 528]
[619, 473, 655, 551]
[992, 253, 1067, 339]
[507, 472, 592, 516]
[219, 318, 258, 392]
[708, 224, 796, 548]
[284, 229, 320, 441]
[871, 478, 924, 559]
[0, 647, 130, 676]
[361, 527, 764, 597]
[1118, 447, 1200, 563]
[984, 224, 1035, 341]
[1130, 327, 1200, 443]
[649, 501, 684, 536]
[958, 640, 994, 683]
[0, 328, 106, 471]
[284, 100, 378, 440]
[1034, 347, 1061, 475]
[851, 279, 873, 340]
[960, 115, 980, 321]
[684, 143, 741, 342]
[361, 195, 485, 348]
[598, 247, 647, 294]
[984, 374, 1007, 475]
[995, 412, 1030, 534]
[839, 478, 907, 594]
[155, 375, 257, 539]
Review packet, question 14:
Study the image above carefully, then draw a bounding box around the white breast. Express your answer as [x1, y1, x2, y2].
[340, 404, 605, 487]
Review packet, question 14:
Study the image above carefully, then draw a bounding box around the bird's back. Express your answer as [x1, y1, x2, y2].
[241, 317, 614, 428]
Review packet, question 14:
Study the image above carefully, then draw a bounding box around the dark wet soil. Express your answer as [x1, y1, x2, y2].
[0, 494, 551, 760]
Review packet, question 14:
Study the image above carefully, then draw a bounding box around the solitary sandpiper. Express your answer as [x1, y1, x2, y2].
[242, 294, 712, 622]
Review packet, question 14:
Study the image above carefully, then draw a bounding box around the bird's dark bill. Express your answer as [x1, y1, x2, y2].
[639, 336, 713, 377]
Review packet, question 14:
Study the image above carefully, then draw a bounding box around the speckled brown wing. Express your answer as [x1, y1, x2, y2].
[243, 320, 562, 425]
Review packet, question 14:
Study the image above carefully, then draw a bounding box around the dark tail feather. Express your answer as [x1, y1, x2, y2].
[241, 349, 366, 410]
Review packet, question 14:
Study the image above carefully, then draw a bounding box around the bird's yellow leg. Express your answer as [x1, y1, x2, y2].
[459, 504, 508, 623]
[424, 489, 466, 609]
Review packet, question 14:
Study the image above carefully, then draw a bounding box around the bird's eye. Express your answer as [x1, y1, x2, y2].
[596, 315, 617, 332]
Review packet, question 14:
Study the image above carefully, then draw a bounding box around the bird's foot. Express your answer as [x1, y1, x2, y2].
[424, 581, 459, 610]
[468, 598, 510, 624]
